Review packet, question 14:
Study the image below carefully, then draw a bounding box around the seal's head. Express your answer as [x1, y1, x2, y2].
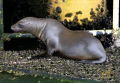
[11, 17, 47, 38]
[11, 17, 35, 33]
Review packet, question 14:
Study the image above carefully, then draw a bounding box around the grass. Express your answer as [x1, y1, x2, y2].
[0, 71, 102, 83]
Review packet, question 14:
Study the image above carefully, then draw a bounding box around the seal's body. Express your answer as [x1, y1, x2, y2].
[11, 17, 106, 63]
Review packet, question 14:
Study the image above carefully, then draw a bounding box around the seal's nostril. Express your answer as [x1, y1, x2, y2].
[11, 25, 14, 28]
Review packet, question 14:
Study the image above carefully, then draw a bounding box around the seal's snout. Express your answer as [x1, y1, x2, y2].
[11, 24, 22, 32]
[11, 24, 16, 30]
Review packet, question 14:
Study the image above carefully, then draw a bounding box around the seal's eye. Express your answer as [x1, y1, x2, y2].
[18, 23, 24, 28]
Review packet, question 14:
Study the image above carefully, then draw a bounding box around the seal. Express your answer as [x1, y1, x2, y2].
[11, 17, 106, 63]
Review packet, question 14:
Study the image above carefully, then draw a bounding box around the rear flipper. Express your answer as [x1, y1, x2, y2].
[79, 57, 106, 63]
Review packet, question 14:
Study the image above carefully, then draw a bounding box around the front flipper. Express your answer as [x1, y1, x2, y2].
[29, 52, 49, 60]
[46, 39, 57, 56]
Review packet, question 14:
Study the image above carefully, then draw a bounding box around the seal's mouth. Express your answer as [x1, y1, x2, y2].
[11, 26, 22, 32]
